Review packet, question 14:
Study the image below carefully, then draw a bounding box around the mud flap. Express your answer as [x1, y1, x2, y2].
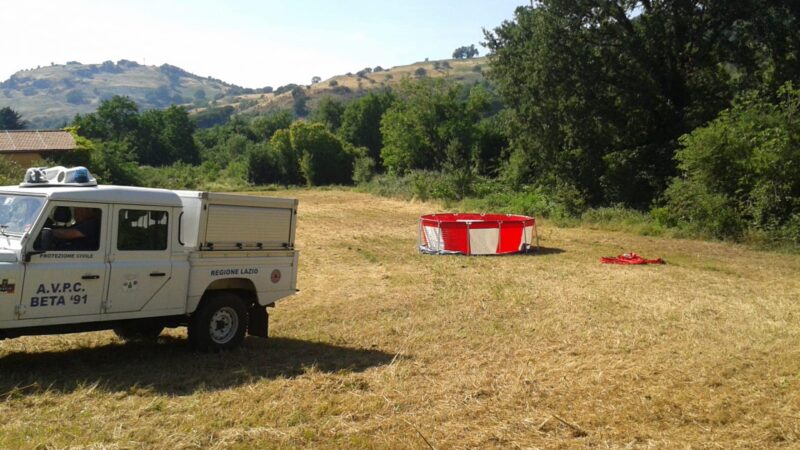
[247, 305, 269, 338]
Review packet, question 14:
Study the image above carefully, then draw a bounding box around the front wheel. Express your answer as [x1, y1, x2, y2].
[189, 292, 248, 351]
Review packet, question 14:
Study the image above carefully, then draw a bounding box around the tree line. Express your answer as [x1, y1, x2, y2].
[484, 0, 800, 243]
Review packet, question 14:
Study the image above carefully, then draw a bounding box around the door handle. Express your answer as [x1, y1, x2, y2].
[81, 274, 100, 280]
[149, 272, 166, 277]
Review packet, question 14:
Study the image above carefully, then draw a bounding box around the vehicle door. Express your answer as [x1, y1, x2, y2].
[105, 206, 173, 313]
[20, 202, 109, 319]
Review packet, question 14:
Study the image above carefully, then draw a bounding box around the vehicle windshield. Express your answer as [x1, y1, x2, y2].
[0, 194, 46, 235]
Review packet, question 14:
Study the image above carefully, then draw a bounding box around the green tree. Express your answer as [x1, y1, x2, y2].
[311, 97, 345, 131]
[380, 79, 490, 174]
[246, 142, 282, 185]
[90, 141, 143, 186]
[485, 1, 800, 208]
[250, 110, 293, 141]
[193, 89, 207, 107]
[291, 87, 309, 117]
[474, 110, 510, 176]
[271, 122, 354, 186]
[452, 45, 479, 59]
[65, 90, 86, 105]
[270, 128, 302, 184]
[663, 83, 800, 241]
[74, 96, 139, 142]
[73, 97, 198, 167]
[137, 106, 199, 166]
[338, 91, 395, 168]
[0, 107, 26, 130]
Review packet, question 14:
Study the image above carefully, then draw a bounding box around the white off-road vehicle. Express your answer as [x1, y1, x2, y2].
[0, 166, 298, 350]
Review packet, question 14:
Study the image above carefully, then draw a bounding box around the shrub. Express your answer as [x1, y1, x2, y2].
[271, 122, 354, 186]
[661, 178, 746, 240]
[356, 173, 413, 199]
[90, 141, 143, 186]
[458, 180, 586, 221]
[662, 83, 800, 242]
[411, 171, 434, 201]
[246, 143, 282, 185]
[433, 164, 475, 201]
[0, 155, 25, 185]
[352, 155, 376, 184]
[65, 89, 86, 105]
[140, 162, 202, 190]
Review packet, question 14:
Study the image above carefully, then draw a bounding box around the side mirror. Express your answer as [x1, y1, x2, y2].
[40, 228, 53, 251]
[26, 228, 52, 262]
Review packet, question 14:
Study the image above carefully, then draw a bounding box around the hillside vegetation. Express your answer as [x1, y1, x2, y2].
[0, 60, 240, 128]
[214, 58, 486, 118]
[0, 58, 486, 129]
[0, 189, 798, 448]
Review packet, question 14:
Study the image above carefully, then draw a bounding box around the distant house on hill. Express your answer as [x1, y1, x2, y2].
[0, 130, 76, 166]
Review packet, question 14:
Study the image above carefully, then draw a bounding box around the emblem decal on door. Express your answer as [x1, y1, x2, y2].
[271, 269, 281, 283]
[122, 276, 139, 291]
[0, 279, 15, 293]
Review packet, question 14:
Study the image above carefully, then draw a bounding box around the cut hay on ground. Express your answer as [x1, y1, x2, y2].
[1, 189, 799, 448]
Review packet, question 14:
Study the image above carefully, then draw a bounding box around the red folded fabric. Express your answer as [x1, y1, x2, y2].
[600, 252, 664, 265]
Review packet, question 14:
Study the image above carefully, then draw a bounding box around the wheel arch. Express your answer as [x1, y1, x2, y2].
[190, 278, 258, 314]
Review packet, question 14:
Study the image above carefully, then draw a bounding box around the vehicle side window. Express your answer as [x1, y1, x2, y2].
[35, 206, 102, 251]
[117, 209, 169, 251]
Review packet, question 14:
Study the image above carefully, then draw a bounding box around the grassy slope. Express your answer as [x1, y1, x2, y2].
[214, 57, 487, 117]
[1, 189, 799, 448]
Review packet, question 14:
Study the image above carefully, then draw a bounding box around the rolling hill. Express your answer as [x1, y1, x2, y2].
[0, 60, 244, 128]
[1, 57, 488, 129]
[209, 57, 488, 118]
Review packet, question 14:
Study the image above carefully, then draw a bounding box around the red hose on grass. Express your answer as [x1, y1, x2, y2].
[600, 252, 665, 265]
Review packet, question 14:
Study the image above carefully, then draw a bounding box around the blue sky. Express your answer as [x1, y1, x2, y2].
[1, 0, 524, 87]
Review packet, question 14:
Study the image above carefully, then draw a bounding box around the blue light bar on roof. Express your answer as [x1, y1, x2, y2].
[20, 166, 97, 187]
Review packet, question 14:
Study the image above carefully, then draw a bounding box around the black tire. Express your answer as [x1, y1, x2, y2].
[188, 291, 248, 351]
[113, 321, 164, 343]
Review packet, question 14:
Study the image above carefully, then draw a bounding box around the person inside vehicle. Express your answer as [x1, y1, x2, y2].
[51, 207, 101, 250]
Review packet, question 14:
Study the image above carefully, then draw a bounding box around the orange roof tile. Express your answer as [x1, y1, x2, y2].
[0, 130, 76, 153]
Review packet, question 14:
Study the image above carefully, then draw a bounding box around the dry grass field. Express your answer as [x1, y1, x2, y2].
[1, 189, 800, 448]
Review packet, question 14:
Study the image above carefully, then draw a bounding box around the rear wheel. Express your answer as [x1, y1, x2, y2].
[189, 292, 248, 351]
[113, 321, 164, 342]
